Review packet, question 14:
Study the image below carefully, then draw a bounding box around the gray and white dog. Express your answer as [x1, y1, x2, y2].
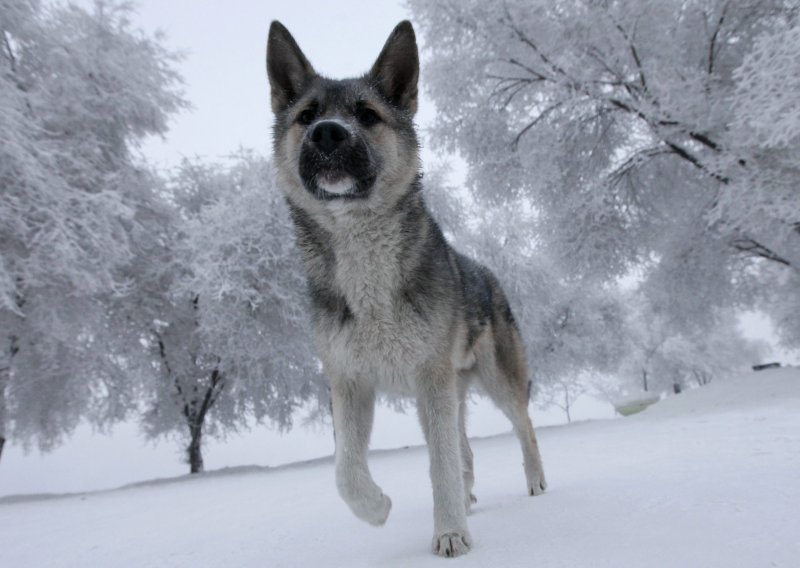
[266, 20, 546, 558]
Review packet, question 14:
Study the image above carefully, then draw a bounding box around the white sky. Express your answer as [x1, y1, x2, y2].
[133, 0, 436, 169]
[1, 0, 794, 498]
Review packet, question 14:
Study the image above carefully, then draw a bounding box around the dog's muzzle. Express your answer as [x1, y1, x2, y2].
[299, 122, 376, 200]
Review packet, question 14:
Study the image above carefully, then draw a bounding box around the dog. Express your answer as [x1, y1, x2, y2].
[266, 20, 546, 557]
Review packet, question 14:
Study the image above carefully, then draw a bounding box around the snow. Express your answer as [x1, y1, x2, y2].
[1, 368, 798, 567]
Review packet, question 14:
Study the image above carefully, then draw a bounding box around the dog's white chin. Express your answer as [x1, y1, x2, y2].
[318, 176, 354, 195]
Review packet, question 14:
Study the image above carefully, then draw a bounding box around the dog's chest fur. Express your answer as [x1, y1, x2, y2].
[326, 212, 437, 392]
[331, 214, 403, 319]
[292, 200, 452, 394]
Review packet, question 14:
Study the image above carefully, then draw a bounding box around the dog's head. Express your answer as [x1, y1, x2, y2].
[267, 21, 420, 212]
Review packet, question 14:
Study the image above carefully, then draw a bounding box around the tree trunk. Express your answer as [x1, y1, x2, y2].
[642, 368, 649, 392]
[187, 423, 204, 474]
[182, 369, 224, 475]
[0, 344, 11, 465]
[0, 380, 6, 464]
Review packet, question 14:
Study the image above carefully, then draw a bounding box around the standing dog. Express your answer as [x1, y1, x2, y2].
[266, 20, 546, 557]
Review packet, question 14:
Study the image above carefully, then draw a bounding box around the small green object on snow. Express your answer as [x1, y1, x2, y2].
[614, 394, 660, 416]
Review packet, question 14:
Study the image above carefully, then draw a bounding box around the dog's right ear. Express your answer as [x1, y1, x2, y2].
[266, 21, 315, 113]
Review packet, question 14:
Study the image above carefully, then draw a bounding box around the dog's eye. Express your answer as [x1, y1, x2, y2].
[298, 108, 316, 126]
[356, 106, 381, 127]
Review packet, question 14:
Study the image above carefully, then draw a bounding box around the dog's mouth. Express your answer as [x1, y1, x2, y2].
[314, 170, 356, 197]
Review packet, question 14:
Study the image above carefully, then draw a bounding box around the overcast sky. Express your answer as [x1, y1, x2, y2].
[132, 0, 434, 169]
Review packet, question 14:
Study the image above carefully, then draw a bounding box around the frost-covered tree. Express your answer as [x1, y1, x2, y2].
[0, 0, 184, 460]
[762, 268, 800, 352]
[537, 373, 589, 423]
[661, 321, 766, 388]
[409, 0, 800, 333]
[426, 172, 627, 394]
[620, 296, 672, 393]
[136, 154, 326, 473]
[618, 295, 764, 394]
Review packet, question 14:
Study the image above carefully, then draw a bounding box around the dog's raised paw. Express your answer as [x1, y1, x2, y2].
[356, 493, 392, 526]
[432, 532, 471, 558]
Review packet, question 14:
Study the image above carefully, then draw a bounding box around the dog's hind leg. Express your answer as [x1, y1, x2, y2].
[474, 327, 547, 497]
[457, 375, 477, 512]
[331, 378, 392, 526]
[417, 363, 472, 557]
[507, 396, 547, 496]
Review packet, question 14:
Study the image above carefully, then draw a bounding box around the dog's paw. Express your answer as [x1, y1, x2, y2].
[528, 471, 547, 496]
[432, 531, 471, 558]
[352, 492, 392, 526]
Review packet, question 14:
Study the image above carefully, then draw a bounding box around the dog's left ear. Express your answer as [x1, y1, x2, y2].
[267, 21, 316, 113]
[369, 21, 419, 115]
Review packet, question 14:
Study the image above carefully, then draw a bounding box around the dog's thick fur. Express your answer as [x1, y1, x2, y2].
[266, 21, 546, 557]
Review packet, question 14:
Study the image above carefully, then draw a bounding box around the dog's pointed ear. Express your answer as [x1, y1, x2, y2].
[369, 21, 419, 115]
[267, 21, 316, 113]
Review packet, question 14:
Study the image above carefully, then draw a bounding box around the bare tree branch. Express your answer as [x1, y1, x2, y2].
[608, 145, 672, 188]
[512, 101, 565, 148]
[730, 237, 791, 267]
[707, 1, 730, 76]
[2, 30, 17, 73]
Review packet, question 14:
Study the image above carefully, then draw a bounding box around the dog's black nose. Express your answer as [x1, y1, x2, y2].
[310, 121, 349, 154]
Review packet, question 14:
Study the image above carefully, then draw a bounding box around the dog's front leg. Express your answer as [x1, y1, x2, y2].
[331, 378, 392, 526]
[416, 366, 472, 557]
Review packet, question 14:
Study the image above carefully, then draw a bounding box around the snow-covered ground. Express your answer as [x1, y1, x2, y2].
[1, 368, 798, 567]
